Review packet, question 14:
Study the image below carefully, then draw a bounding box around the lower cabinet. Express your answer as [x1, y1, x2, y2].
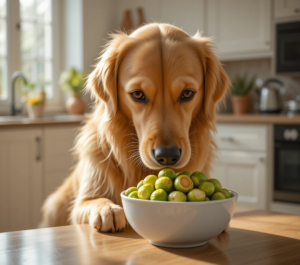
[211, 150, 267, 210]
[0, 125, 79, 232]
[212, 123, 271, 210]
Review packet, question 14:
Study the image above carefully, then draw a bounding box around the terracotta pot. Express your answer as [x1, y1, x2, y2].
[231, 96, 250, 115]
[66, 94, 86, 114]
[27, 104, 44, 119]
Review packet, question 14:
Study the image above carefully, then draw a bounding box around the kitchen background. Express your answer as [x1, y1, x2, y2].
[0, 0, 300, 232]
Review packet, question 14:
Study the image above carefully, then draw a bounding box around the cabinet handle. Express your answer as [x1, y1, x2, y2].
[220, 136, 234, 142]
[35, 136, 41, 161]
[295, 8, 300, 13]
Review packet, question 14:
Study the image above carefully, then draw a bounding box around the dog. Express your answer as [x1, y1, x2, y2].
[39, 23, 230, 232]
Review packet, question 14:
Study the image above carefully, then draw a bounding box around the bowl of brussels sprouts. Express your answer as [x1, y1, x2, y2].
[121, 168, 238, 248]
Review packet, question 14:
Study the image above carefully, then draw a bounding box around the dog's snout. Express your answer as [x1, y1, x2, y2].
[153, 146, 181, 166]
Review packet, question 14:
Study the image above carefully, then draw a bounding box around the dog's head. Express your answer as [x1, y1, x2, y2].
[87, 23, 229, 171]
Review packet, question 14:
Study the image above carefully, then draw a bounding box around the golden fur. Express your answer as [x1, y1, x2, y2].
[39, 23, 230, 232]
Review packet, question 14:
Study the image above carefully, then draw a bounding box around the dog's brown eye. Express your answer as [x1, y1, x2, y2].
[131, 91, 146, 102]
[181, 90, 194, 101]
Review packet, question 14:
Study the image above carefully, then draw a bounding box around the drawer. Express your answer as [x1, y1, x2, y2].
[215, 124, 268, 151]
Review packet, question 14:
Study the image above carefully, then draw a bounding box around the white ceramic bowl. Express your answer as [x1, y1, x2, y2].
[121, 190, 238, 248]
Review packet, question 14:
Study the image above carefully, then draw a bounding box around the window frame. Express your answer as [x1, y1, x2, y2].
[0, 0, 63, 114]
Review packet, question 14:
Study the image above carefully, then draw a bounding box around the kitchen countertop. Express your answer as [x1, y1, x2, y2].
[1, 210, 299, 264]
[216, 113, 300, 124]
[0, 114, 85, 128]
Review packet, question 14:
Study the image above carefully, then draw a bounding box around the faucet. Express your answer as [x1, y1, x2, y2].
[11, 71, 27, 116]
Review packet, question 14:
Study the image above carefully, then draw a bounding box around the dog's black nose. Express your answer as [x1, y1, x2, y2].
[154, 146, 181, 166]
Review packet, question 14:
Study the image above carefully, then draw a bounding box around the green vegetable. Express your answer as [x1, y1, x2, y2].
[211, 192, 226, 200]
[187, 189, 206, 202]
[174, 175, 193, 193]
[168, 191, 187, 202]
[158, 168, 177, 181]
[128, 191, 139, 199]
[138, 184, 154, 200]
[190, 171, 208, 187]
[150, 189, 168, 201]
[155, 177, 173, 193]
[125, 187, 138, 196]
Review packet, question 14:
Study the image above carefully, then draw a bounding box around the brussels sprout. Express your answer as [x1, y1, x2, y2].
[211, 192, 226, 200]
[176, 171, 191, 178]
[187, 189, 206, 202]
[128, 191, 139, 199]
[138, 184, 154, 200]
[168, 191, 187, 202]
[191, 171, 208, 187]
[150, 189, 168, 201]
[137, 180, 144, 189]
[207, 178, 222, 192]
[155, 177, 173, 193]
[125, 187, 138, 196]
[198, 181, 215, 197]
[220, 188, 231, 199]
[143, 175, 158, 187]
[174, 175, 193, 193]
[158, 168, 177, 181]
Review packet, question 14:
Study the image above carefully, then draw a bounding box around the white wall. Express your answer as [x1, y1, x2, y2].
[83, 0, 117, 73]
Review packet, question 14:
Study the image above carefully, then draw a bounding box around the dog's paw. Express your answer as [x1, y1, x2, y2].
[89, 204, 127, 233]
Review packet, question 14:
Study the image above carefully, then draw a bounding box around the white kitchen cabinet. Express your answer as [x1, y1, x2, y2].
[161, 0, 205, 35]
[274, 0, 300, 19]
[211, 150, 267, 210]
[0, 128, 43, 232]
[0, 125, 79, 233]
[212, 123, 272, 210]
[207, 0, 272, 60]
[43, 126, 78, 198]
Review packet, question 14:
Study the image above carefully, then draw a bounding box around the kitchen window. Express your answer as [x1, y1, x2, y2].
[0, 0, 62, 113]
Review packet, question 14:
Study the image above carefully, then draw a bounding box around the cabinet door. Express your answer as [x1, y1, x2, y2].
[161, 0, 205, 35]
[207, 0, 271, 59]
[211, 150, 267, 210]
[274, 0, 300, 19]
[43, 126, 79, 198]
[0, 128, 43, 232]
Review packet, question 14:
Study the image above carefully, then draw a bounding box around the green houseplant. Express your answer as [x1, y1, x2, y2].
[59, 68, 86, 114]
[231, 75, 255, 115]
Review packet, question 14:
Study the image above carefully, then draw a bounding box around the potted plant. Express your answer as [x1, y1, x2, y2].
[231, 75, 255, 115]
[59, 67, 86, 114]
[22, 81, 46, 119]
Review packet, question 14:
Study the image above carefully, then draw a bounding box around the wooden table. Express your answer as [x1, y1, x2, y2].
[1, 210, 300, 265]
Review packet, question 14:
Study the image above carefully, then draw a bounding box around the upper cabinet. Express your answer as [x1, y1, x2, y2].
[161, 0, 205, 36]
[207, 0, 272, 61]
[274, 0, 300, 19]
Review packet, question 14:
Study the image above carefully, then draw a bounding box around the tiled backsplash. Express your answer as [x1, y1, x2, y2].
[219, 59, 300, 113]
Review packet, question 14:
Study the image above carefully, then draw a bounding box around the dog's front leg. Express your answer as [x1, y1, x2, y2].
[71, 198, 127, 232]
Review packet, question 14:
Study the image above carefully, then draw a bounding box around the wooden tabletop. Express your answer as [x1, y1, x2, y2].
[1, 210, 300, 265]
[216, 114, 300, 124]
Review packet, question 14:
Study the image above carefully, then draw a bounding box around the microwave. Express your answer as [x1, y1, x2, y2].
[276, 21, 300, 74]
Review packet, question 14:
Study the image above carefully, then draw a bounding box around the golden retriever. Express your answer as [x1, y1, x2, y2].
[39, 23, 230, 232]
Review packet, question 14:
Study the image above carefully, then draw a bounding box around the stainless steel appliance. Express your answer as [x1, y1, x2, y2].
[274, 125, 300, 204]
[284, 95, 300, 115]
[257, 78, 285, 113]
[276, 21, 300, 74]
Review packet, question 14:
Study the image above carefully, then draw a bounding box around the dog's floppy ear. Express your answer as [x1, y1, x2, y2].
[86, 33, 129, 118]
[192, 33, 230, 121]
